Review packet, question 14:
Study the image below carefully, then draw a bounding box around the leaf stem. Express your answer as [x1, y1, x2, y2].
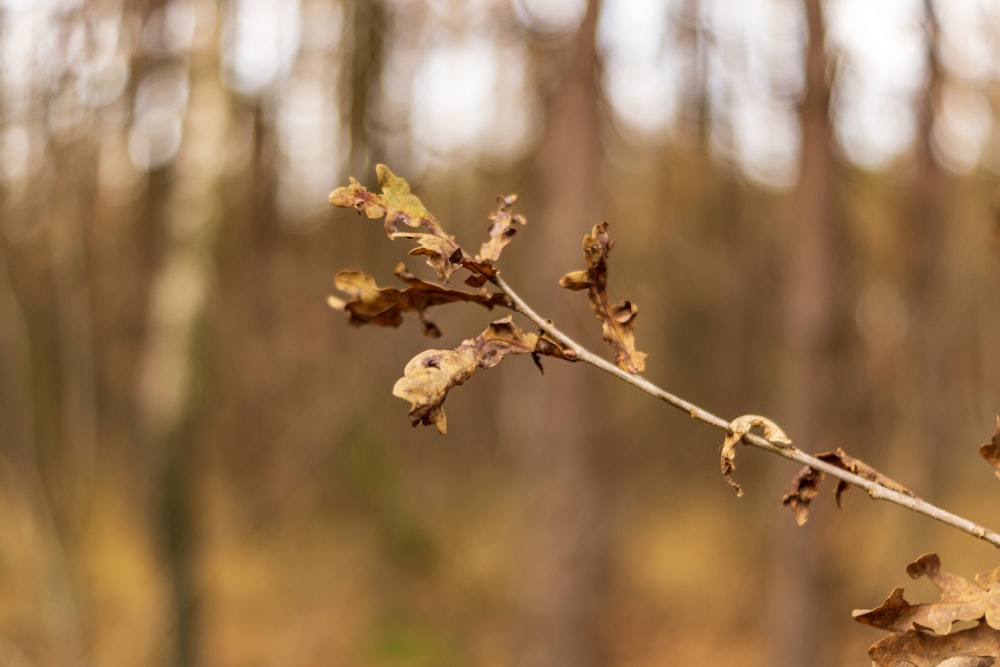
[492, 273, 1000, 549]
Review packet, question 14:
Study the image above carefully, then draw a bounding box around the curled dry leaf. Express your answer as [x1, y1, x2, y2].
[328, 263, 510, 337]
[463, 194, 526, 287]
[392, 317, 573, 434]
[978, 417, 1000, 481]
[329, 164, 463, 281]
[781, 466, 823, 526]
[479, 194, 526, 261]
[559, 222, 647, 374]
[781, 447, 912, 524]
[854, 555, 1000, 666]
[330, 165, 527, 285]
[719, 415, 791, 497]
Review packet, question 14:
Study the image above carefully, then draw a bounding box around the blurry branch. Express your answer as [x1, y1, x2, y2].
[492, 273, 1000, 548]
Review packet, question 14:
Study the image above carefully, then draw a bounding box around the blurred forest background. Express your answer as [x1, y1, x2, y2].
[2, 0, 1000, 665]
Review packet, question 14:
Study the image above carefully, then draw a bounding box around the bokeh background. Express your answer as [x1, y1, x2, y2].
[2, 0, 1000, 665]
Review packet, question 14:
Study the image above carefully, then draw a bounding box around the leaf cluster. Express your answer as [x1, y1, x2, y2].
[850, 422, 1000, 666]
[855, 554, 1000, 666]
[328, 165, 636, 433]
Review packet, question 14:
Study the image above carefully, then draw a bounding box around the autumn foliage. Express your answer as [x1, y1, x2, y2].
[329, 165, 1000, 666]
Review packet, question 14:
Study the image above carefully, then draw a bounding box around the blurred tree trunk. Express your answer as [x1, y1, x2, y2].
[135, 5, 228, 665]
[770, 0, 842, 665]
[509, 3, 609, 667]
[893, 0, 950, 495]
[346, 0, 385, 177]
[0, 9, 98, 664]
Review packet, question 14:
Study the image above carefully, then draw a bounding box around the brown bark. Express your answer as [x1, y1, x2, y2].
[894, 0, 951, 494]
[135, 4, 229, 664]
[509, 3, 609, 666]
[770, 0, 841, 665]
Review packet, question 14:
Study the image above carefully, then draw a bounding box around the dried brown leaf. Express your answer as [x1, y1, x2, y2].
[392, 317, 571, 434]
[782, 448, 912, 524]
[328, 263, 509, 337]
[817, 448, 913, 506]
[720, 415, 792, 497]
[329, 164, 463, 280]
[477, 194, 526, 264]
[854, 554, 1000, 636]
[866, 622, 1000, 667]
[978, 417, 1000, 481]
[558, 222, 646, 373]
[328, 176, 387, 219]
[330, 166, 529, 285]
[391, 231, 464, 282]
[781, 466, 824, 526]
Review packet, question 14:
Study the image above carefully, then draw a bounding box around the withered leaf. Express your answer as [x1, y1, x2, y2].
[817, 448, 913, 507]
[328, 176, 386, 219]
[328, 263, 510, 337]
[559, 222, 646, 373]
[461, 194, 526, 287]
[782, 466, 824, 526]
[854, 554, 1000, 636]
[329, 164, 463, 280]
[478, 194, 526, 264]
[978, 417, 1000, 481]
[720, 414, 792, 497]
[391, 231, 464, 282]
[374, 163, 441, 235]
[782, 447, 912, 524]
[330, 167, 529, 285]
[392, 317, 572, 434]
[866, 622, 1000, 667]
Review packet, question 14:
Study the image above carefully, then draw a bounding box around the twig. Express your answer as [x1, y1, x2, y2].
[492, 273, 1000, 549]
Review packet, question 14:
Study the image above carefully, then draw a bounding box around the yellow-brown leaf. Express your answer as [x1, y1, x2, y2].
[558, 222, 646, 373]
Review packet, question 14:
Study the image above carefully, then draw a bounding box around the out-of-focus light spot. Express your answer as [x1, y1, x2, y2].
[410, 39, 497, 155]
[833, 86, 916, 170]
[143, 2, 198, 54]
[732, 99, 800, 190]
[936, 0, 992, 82]
[828, 0, 925, 167]
[598, 0, 675, 138]
[299, 1, 343, 52]
[0, 10, 46, 113]
[221, 0, 301, 96]
[135, 63, 190, 117]
[128, 111, 183, 171]
[0, 0, 80, 10]
[932, 83, 992, 174]
[276, 75, 346, 223]
[512, 0, 586, 36]
[603, 63, 677, 139]
[81, 55, 130, 108]
[478, 43, 541, 166]
[130, 62, 189, 169]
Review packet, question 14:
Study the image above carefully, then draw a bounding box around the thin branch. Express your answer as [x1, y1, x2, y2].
[493, 273, 1000, 549]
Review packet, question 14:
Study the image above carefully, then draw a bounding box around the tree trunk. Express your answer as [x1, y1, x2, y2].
[770, 0, 841, 665]
[509, 3, 610, 666]
[135, 5, 229, 664]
